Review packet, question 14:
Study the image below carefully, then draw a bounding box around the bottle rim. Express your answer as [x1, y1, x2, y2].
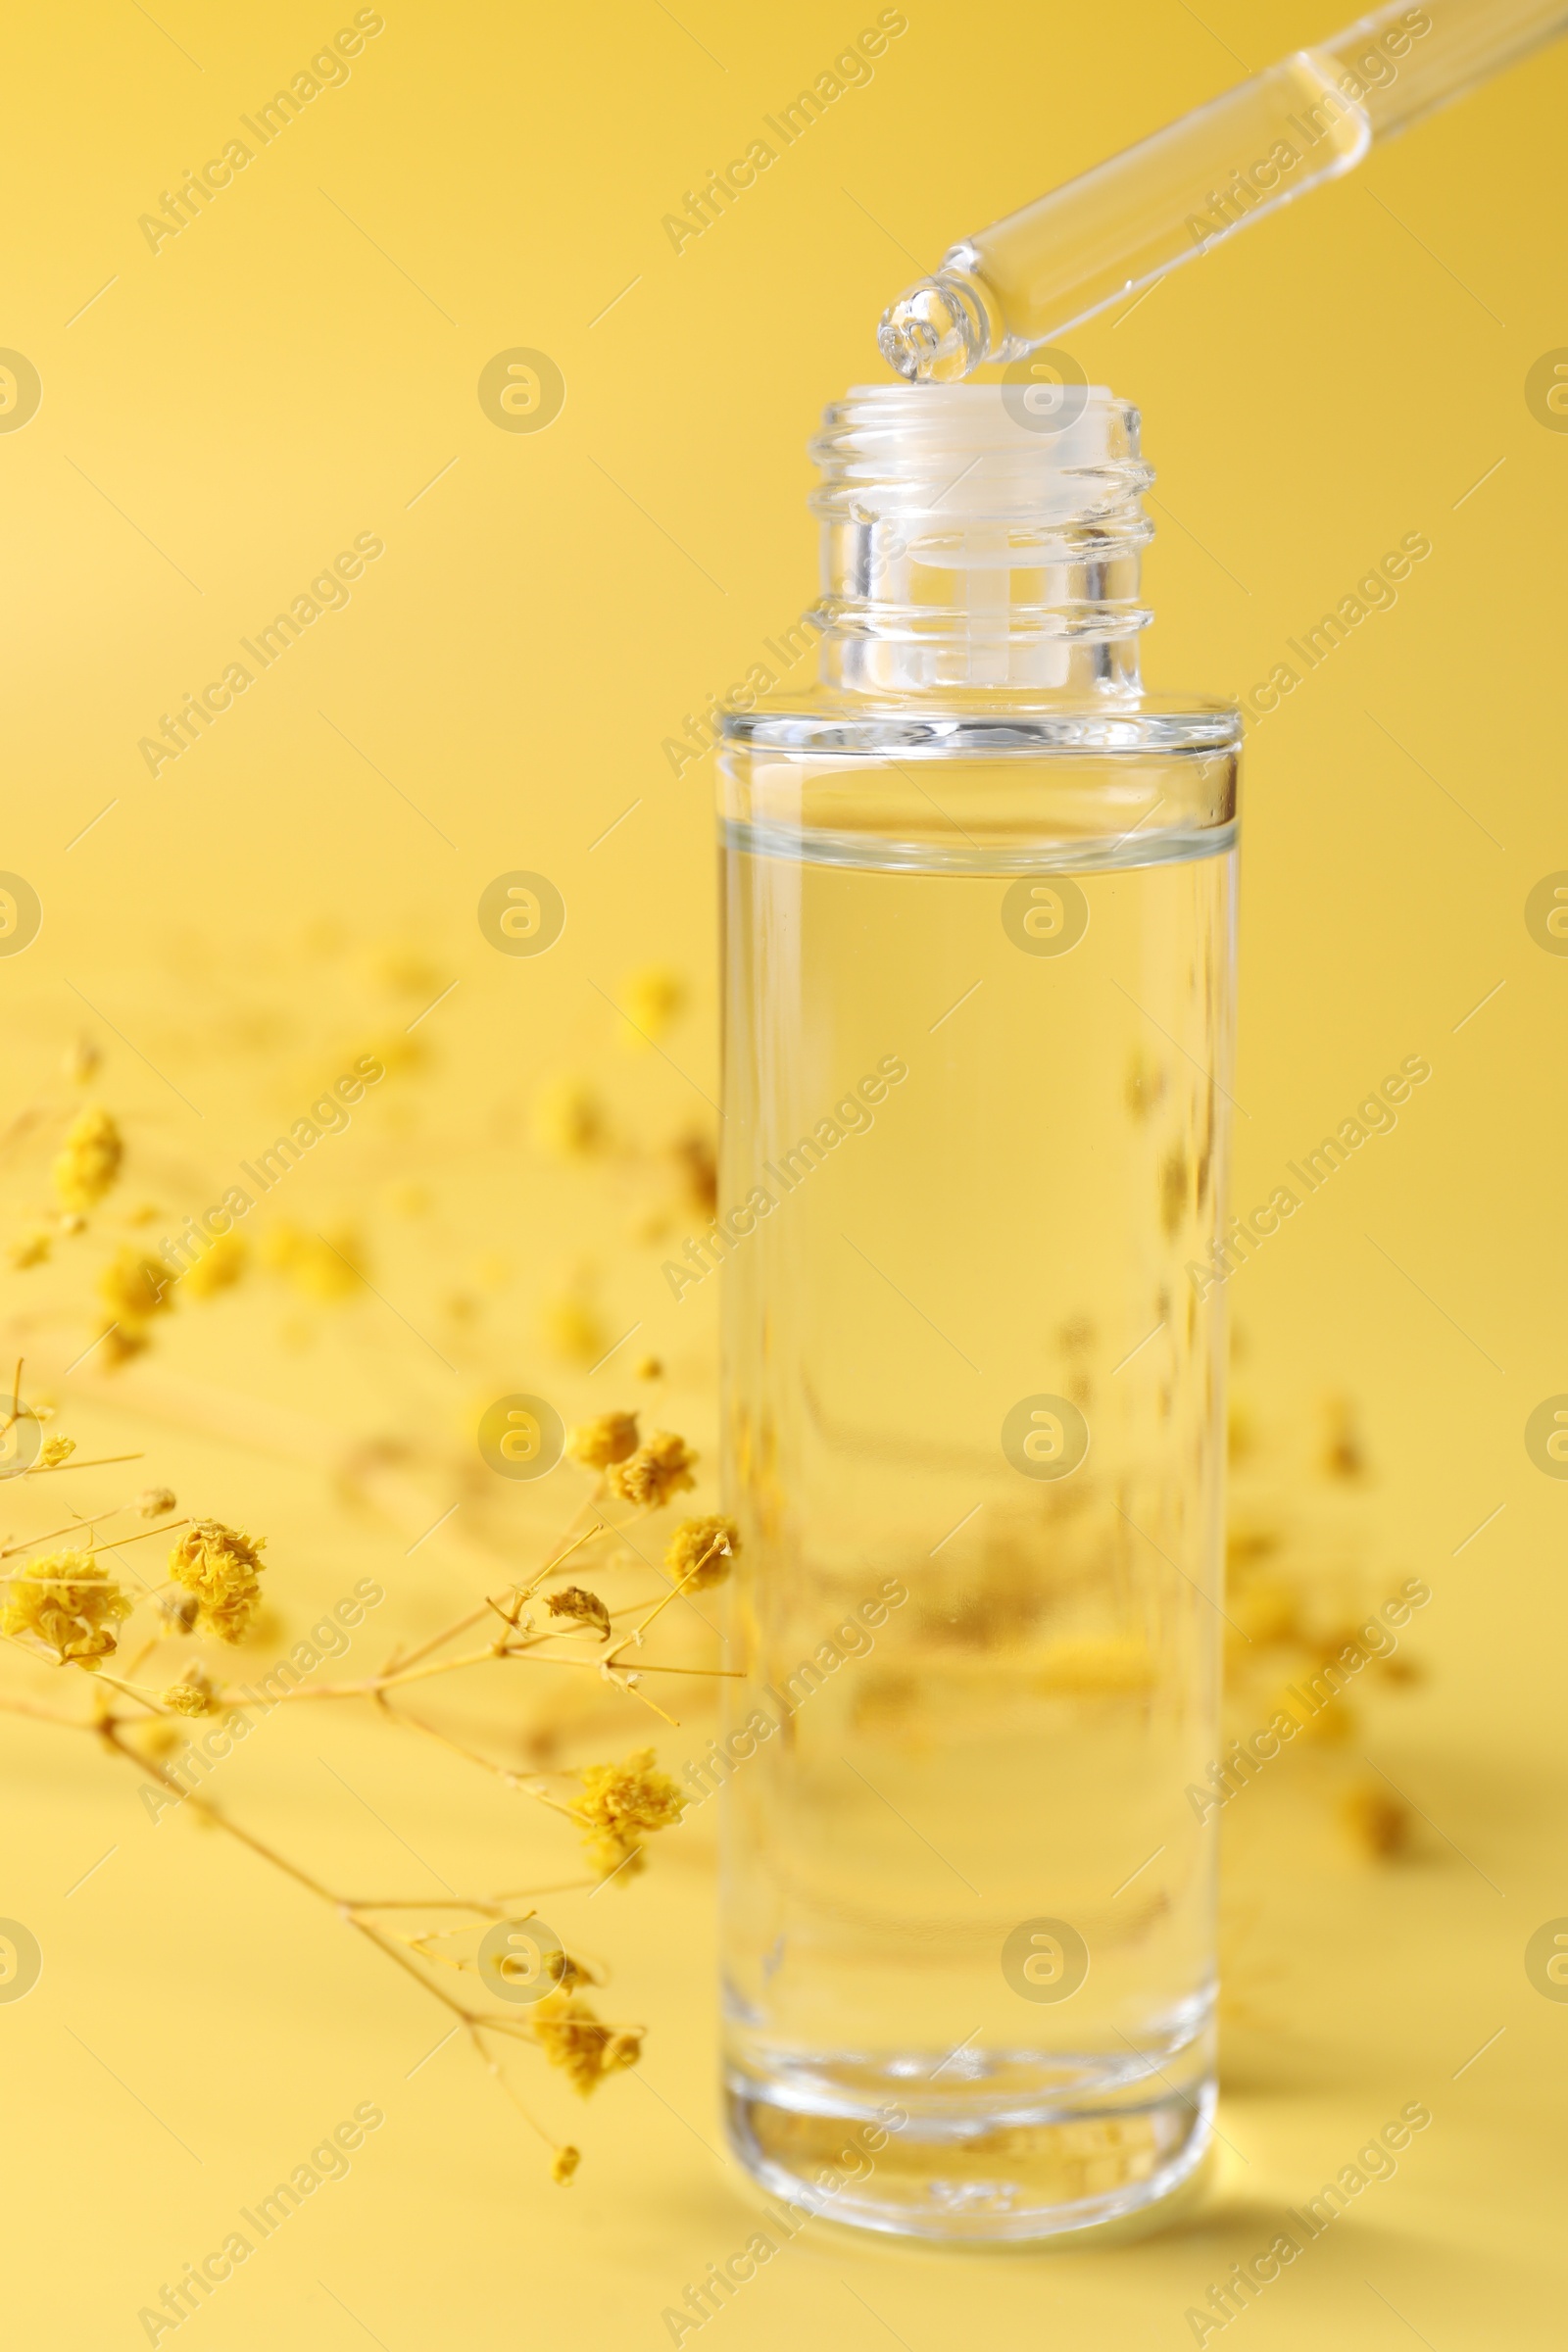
[808, 382, 1151, 527]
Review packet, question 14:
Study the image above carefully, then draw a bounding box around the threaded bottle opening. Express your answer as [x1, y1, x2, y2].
[808, 384, 1154, 691]
[809, 383, 1153, 540]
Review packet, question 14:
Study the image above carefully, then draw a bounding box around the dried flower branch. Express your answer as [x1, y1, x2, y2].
[0, 1360, 720, 2180]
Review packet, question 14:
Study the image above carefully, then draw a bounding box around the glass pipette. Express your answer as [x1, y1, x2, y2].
[878, 0, 1568, 381]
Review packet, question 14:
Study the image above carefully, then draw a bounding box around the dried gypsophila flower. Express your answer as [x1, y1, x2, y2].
[533, 1993, 644, 2093]
[138, 1487, 177, 1519]
[565, 1412, 639, 1472]
[168, 1519, 268, 1642]
[663, 1514, 738, 1592]
[606, 1431, 697, 1511]
[530, 1076, 608, 1160]
[2, 1549, 132, 1669]
[546, 1587, 612, 1640]
[550, 2145, 581, 2185]
[98, 1246, 175, 1327]
[618, 966, 685, 1043]
[178, 1232, 247, 1299]
[163, 1681, 218, 1717]
[568, 1746, 685, 1879]
[53, 1106, 123, 1212]
[542, 1293, 607, 1369]
[1340, 1782, 1412, 1860]
[36, 1436, 75, 1469]
[100, 1327, 151, 1369]
[156, 1589, 200, 1637]
[262, 1223, 365, 1300]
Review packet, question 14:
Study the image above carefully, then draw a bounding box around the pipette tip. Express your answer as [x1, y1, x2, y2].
[877, 271, 989, 384]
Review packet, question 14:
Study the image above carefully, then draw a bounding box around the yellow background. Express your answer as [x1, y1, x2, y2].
[3, 0, 1565, 2343]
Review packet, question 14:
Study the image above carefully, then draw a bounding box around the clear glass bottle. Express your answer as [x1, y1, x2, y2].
[714, 382, 1239, 2242]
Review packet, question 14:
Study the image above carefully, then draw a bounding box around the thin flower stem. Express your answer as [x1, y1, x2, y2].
[25, 1453, 145, 1475]
[92, 1519, 190, 1553]
[506, 1519, 607, 1617]
[345, 1885, 594, 1909]
[383, 1514, 605, 1678]
[102, 1724, 342, 1906]
[0, 1689, 87, 1726]
[384, 1700, 582, 1818]
[96, 1725, 520, 2047]
[386, 1599, 500, 1675]
[0, 1503, 138, 1557]
[216, 1641, 735, 1707]
[598, 1665, 680, 1729]
[471, 2028, 561, 2151]
[605, 1535, 727, 1671]
[91, 1671, 165, 1712]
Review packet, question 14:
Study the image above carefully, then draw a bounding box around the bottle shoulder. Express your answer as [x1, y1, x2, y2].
[720, 682, 1241, 759]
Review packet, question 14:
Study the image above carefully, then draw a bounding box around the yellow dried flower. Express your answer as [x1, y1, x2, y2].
[1229, 1574, 1301, 1647]
[168, 1519, 268, 1642]
[9, 1231, 51, 1269]
[566, 1412, 640, 1471]
[132, 1716, 183, 1759]
[671, 1132, 717, 1219]
[179, 1232, 247, 1299]
[1159, 1150, 1189, 1239]
[138, 1486, 177, 1519]
[534, 1995, 644, 2092]
[156, 1591, 199, 1639]
[371, 948, 444, 998]
[617, 966, 686, 1049]
[634, 1354, 662, 1382]
[541, 1293, 608, 1369]
[1227, 1522, 1281, 1570]
[98, 1246, 175, 1327]
[607, 1431, 697, 1511]
[37, 1436, 75, 1468]
[262, 1224, 365, 1300]
[3, 1548, 131, 1669]
[1227, 1402, 1257, 1465]
[360, 1032, 423, 1079]
[569, 1746, 685, 1878]
[663, 1514, 738, 1591]
[163, 1681, 217, 1717]
[1321, 1396, 1367, 1482]
[1294, 1680, 1353, 1745]
[546, 1587, 612, 1640]
[531, 1077, 607, 1160]
[1341, 1781, 1412, 1860]
[550, 2144, 581, 2185]
[53, 1106, 123, 1211]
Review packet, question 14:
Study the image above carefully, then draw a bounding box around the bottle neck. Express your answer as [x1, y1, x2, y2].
[808, 383, 1153, 698]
